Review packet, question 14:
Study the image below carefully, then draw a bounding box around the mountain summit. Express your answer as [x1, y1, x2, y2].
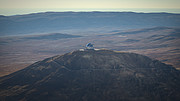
[0, 50, 180, 101]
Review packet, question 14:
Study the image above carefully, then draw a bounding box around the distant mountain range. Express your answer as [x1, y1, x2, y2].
[22, 33, 81, 40]
[0, 50, 180, 101]
[0, 12, 180, 36]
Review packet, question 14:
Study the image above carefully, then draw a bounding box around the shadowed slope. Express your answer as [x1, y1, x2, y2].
[0, 50, 180, 101]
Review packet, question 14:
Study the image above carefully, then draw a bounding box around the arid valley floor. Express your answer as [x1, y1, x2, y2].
[0, 27, 179, 77]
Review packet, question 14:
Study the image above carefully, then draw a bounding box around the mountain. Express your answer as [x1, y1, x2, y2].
[0, 32, 81, 45]
[0, 12, 180, 36]
[0, 27, 179, 77]
[0, 50, 180, 101]
[97, 27, 180, 69]
[23, 33, 81, 40]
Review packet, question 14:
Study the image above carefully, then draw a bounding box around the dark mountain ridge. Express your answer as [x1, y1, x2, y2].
[0, 50, 180, 101]
[22, 33, 81, 40]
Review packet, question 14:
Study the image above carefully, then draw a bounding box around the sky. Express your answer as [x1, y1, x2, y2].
[0, 0, 180, 15]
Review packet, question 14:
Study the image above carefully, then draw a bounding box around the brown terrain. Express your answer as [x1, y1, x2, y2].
[0, 27, 179, 77]
[1, 50, 180, 101]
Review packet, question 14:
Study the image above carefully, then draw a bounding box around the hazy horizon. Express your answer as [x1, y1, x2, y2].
[1, 0, 179, 16]
[0, 8, 180, 16]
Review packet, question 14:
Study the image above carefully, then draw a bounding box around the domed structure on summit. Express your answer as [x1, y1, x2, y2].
[86, 43, 94, 50]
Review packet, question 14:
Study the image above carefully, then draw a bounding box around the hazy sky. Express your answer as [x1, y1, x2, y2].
[0, 0, 180, 15]
[0, 0, 180, 9]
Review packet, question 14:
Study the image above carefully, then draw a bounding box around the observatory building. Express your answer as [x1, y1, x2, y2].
[86, 43, 94, 50]
[79, 43, 99, 51]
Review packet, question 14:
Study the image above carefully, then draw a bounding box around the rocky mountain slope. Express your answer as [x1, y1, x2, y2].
[0, 50, 180, 101]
